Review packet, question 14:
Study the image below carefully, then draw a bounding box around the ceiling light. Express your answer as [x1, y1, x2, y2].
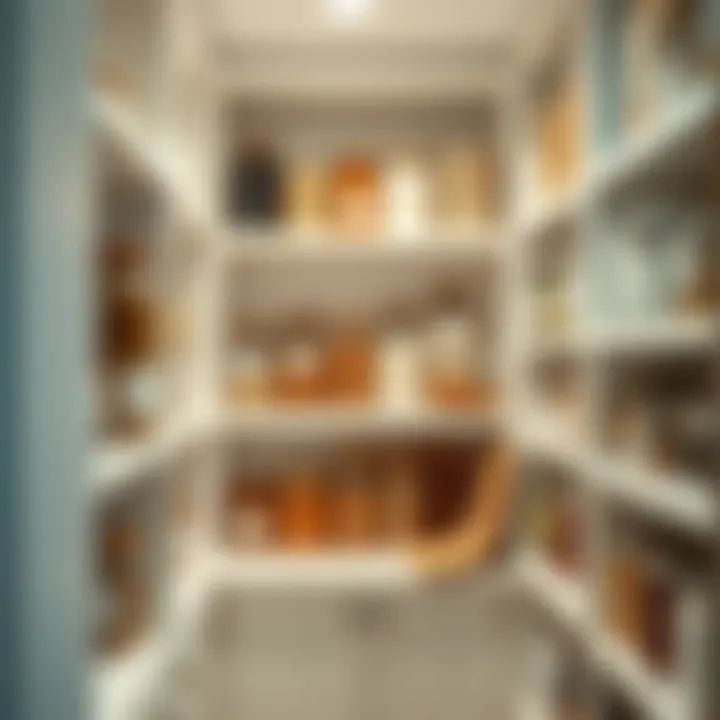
[326, 0, 373, 20]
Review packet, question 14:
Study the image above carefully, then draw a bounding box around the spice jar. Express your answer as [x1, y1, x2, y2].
[101, 237, 163, 439]
[377, 300, 424, 412]
[331, 456, 379, 548]
[97, 510, 149, 655]
[322, 313, 376, 405]
[383, 155, 431, 240]
[226, 317, 270, 407]
[227, 134, 283, 225]
[225, 476, 279, 551]
[423, 284, 481, 409]
[277, 468, 328, 551]
[383, 449, 419, 544]
[606, 552, 644, 649]
[285, 156, 328, 235]
[270, 315, 325, 405]
[329, 155, 380, 239]
[436, 144, 494, 229]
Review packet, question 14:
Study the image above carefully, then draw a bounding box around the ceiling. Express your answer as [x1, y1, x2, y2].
[212, 0, 557, 48]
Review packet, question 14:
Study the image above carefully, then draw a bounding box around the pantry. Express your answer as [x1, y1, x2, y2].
[88, 1, 719, 719]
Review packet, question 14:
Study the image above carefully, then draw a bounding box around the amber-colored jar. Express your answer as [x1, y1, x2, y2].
[277, 470, 327, 551]
[226, 318, 270, 407]
[550, 499, 583, 575]
[285, 157, 328, 234]
[100, 237, 161, 439]
[322, 314, 376, 405]
[606, 554, 644, 648]
[331, 460, 380, 548]
[329, 156, 380, 239]
[435, 144, 494, 228]
[383, 449, 419, 544]
[270, 315, 325, 405]
[415, 442, 477, 538]
[641, 567, 677, 675]
[97, 513, 148, 655]
[423, 284, 483, 409]
[225, 478, 279, 550]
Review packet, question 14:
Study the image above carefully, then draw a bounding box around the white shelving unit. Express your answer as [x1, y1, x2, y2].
[89, 1, 719, 719]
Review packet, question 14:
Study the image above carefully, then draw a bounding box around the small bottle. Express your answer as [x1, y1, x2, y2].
[226, 317, 269, 407]
[423, 283, 481, 409]
[271, 315, 325, 405]
[377, 300, 424, 412]
[383, 448, 419, 545]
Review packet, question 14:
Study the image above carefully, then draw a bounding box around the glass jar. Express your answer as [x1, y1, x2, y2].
[101, 238, 163, 439]
[383, 449, 419, 544]
[270, 316, 325, 405]
[377, 301, 424, 412]
[322, 314, 376, 405]
[423, 285, 481, 409]
[96, 511, 149, 655]
[285, 156, 328, 236]
[436, 144, 493, 230]
[225, 476, 278, 551]
[226, 318, 269, 407]
[329, 156, 380, 239]
[227, 134, 283, 226]
[383, 155, 431, 240]
[331, 458, 379, 548]
[277, 469, 327, 551]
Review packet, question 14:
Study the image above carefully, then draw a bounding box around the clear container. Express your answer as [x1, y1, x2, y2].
[383, 155, 431, 240]
[226, 319, 270, 407]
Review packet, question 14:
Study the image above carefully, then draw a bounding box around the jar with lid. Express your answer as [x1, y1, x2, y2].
[277, 467, 328, 551]
[285, 155, 328, 237]
[322, 312, 376, 405]
[96, 509, 149, 655]
[435, 143, 494, 230]
[330, 452, 380, 548]
[226, 316, 270, 407]
[101, 236, 163, 439]
[383, 154, 431, 240]
[329, 155, 380, 240]
[224, 474, 279, 551]
[377, 299, 425, 412]
[423, 284, 481, 409]
[382, 448, 419, 545]
[270, 314, 326, 405]
[227, 133, 284, 226]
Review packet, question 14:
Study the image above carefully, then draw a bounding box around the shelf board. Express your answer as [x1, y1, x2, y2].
[222, 226, 502, 265]
[92, 91, 210, 231]
[521, 183, 585, 241]
[517, 554, 587, 632]
[518, 422, 716, 537]
[593, 86, 720, 195]
[594, 639, 685, 720]
[593, 457, 716, 537]
[93, 573, 209, 720]
[592, 317, 718, 357]
[91, 416, 204, 498]
[219, 406, 502, 443]
[212, 550, 416, 591]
